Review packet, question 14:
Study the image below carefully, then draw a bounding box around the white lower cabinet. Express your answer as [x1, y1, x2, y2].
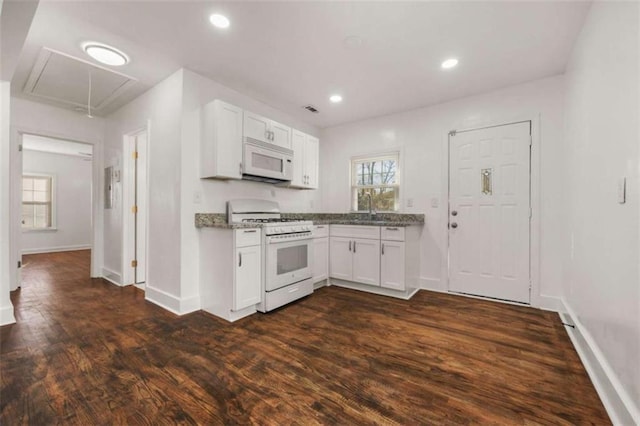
[313, 237, 329, 284]
[329, 226, 381, 287]
[234, 245, 261, 310]
[199, 227, 262, 322]
[328, 224, 421, 296]
[380, 240, 405, 291]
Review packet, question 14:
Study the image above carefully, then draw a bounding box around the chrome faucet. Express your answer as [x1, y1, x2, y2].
[365, 193, 376, 219]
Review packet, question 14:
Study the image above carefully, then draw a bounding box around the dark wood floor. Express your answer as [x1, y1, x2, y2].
[1, 250, 609, 424]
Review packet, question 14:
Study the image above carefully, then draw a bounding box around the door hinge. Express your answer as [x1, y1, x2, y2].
[131, 260, 138, 268]
[17, 260, 22, 268]
[132, 151, 138, 159]
[18, 144, 23, 152]
[132, 205, 138, 214]
[448, 130, 457, 137]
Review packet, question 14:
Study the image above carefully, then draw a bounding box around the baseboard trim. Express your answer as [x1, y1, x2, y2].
[419, 276, 445, 292]
[329, 278, 419, 300]
[536, 295, 565, 313]
[145, 285, 200, 316]
[0, 304, 16, 326]
[101, 267, 122, 286]
[561, 299, 639, 425]
[22, 244, 91, 255]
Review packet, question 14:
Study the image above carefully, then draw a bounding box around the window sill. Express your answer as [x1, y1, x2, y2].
[22, 228, 58, 233]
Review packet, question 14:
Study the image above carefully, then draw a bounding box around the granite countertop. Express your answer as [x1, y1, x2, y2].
[196, 212, 424, 229]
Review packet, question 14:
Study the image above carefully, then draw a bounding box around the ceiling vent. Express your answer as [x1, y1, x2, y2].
[23, 47, 137, 115]
[303, 105, 319, 113]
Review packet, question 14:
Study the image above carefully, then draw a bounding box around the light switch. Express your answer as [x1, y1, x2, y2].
[618, 177, 626, 204]
[406, 198, 414, 208]
[431, 198, 439, 208]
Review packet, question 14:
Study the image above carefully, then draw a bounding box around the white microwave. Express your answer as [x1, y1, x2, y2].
[242, 138, 293, 183]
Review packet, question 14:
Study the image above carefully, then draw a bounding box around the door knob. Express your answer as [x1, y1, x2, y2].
[451, 210, 458, 216]
[451, 222, 458, 229]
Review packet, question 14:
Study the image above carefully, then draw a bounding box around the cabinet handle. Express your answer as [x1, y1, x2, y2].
[244, 229, 257, 233]
[382, 243, 385, 255]
[316, 225, 324, 229]
[238, 252, 242, 267]
[353, 241, 356, 253]
[348, 241, 352, 252]
[270, 131, 274, 141]
[386, 227, 399, 231]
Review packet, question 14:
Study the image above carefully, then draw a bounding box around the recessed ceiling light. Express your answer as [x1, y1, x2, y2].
[209, 14, 230, 29]
[329, 94, 343, 103]
[441, 58, 459, 69]
[82, 42, 129, 66]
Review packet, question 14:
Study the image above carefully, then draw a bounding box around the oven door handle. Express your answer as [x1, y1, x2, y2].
[238, 252, 242, 267]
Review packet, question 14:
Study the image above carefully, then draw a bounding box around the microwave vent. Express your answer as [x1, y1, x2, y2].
[303, 105, 319, 113]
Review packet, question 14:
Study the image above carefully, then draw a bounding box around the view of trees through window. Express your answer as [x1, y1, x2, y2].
[22, 175, 53, 229]
[351, 155, 399, 212]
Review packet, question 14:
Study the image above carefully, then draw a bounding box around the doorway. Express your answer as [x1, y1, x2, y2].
[122, 128, 148, 288]
[17, 134, 94, 286]
[447, 121, 531, 304]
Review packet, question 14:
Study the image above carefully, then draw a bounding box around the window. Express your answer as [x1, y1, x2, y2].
[22, 175, 54, 229]
[351, 153, 400, 212]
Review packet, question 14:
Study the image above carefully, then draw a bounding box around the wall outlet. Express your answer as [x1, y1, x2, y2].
[193, 191, 202, 204]
[406, 198, 414, 208]
[431, 198, 439, 208]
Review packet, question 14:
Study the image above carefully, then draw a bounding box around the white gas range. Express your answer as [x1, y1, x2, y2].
[228, 199, 314, 312]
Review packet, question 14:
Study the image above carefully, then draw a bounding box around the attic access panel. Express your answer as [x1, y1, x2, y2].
[23, 47, 137, 113]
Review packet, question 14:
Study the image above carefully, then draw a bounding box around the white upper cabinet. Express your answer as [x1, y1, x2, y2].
[290, 130, 319, 189]
[200, 100, 243, 179]
[243, 110, 292, 149]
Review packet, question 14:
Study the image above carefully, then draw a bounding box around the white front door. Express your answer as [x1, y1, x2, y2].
[448, 121, 531, 303]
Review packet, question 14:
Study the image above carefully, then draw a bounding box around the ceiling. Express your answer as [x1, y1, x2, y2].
[12, 1, 591, 128]
[23, 134, 93, 158]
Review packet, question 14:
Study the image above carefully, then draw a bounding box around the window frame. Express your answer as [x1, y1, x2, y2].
[21, 173, 57, 231]
[350, 152, 400, 212]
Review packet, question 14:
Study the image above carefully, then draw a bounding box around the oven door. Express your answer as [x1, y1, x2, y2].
[265, 237, 313, 291]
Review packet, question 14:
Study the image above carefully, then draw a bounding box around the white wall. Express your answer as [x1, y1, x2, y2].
[103, 69, 183, 298]
[562, 2, 639, 423]
[9, 98, 105, 285]
[21, 150, 92, 254]
[320, 75, 565, 305]
[0, 81, 15, 325]
[180, 69, 322, 311]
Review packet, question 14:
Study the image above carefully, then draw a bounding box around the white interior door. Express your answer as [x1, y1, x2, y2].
[134, 131, 147, 284]
[448, 122, 531, 303]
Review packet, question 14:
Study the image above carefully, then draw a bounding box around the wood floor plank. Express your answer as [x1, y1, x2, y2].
[0, 250, 609, 424]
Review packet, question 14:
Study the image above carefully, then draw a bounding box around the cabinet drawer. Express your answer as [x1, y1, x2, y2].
[235, 228, 261, 247]
[264, 278, 313, 312]
[381, 226, 405, 241]
[313, 224, 329, 238]
[330, 225, 380, 240]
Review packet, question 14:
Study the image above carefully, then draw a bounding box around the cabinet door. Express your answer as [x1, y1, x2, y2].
[352, 238, 380, 286]
[270, 120, 292, 149]
[201, 100, 243, 179]
[313, 237, 329, 283]
[243, 111, 270, 143]
[381, 241, 405, 291]
[304, 136, 319, 189]
[234, 245, 261, 310]
[329, 237, 352, 281]
[290, 130, 306, 187]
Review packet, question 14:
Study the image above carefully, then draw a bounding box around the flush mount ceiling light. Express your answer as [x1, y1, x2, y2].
[441, 58, 459, 69]
[82, 42, 129, 66]
[329, 94, 343, 103]
[209, 13, 230, 29]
